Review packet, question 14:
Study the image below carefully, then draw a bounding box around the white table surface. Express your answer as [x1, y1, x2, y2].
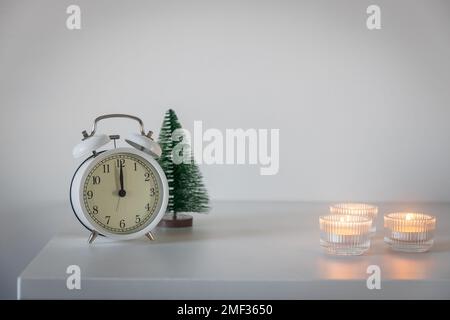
[17, 202, 450, 299]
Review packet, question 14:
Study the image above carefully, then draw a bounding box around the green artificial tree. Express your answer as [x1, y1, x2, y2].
[157, 109, 209, 227]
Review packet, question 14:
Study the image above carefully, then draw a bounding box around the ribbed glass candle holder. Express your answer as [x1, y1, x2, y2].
[384, 212, 436, 253]
[330, 203, 378, 235]
[320, 214, 372, 256]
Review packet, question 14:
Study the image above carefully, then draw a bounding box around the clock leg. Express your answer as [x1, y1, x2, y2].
[145, 232, 155, 241]
[88, 230, 99, 244]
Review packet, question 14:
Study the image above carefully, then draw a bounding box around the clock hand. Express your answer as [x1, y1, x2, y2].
[115, 197, 121, 212]
[119, 163, 124, 190]
[118, 162, 126, 197]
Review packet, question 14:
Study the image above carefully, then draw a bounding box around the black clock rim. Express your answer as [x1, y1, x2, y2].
[69, 151, 106, 237]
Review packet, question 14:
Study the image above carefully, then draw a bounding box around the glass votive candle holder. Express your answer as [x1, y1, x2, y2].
[384, 212, 436, 253]
[319, 214, 372, 256]
[330, 203, 378, 235]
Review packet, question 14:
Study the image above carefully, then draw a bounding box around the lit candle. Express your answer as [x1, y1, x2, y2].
[330, 203, 378, 235]
[384, 212, 436, 252]
[319, 214, 372, 256]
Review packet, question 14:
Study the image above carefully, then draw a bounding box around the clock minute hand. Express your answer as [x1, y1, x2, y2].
[118, 162, 126, 197]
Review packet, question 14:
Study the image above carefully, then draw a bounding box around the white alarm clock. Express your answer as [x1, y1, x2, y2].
[70, 114, 169, 243]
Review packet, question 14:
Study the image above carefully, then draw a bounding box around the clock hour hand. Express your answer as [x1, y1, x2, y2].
[118, 162, 126, 197]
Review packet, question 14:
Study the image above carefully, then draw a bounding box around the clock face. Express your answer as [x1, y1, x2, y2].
[82, 152, 161, 234]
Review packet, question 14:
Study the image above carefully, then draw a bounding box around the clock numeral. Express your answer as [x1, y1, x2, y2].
[103, 164, 110, 173]
[145, 203, 151, 212]
[105, 216, 111, 224]
[134, 162, 137, 171]
[135, 215, 141, 223]
[92, 176, 101, 184]
[144, 172, 150, 181]
[116, 159, 125, 168]
[92, 205, 99, 214]
[120, 219, 126, 229]
[150, 187, 155, 196]
[86, 190, 94, 199]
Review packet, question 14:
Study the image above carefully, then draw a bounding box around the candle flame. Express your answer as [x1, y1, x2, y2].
[405, 213, 414, 221]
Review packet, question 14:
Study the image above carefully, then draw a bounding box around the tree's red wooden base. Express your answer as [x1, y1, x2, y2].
[157, 213, 193, 228]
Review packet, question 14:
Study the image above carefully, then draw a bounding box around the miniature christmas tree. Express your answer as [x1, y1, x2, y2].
[157, 109, 209, 227]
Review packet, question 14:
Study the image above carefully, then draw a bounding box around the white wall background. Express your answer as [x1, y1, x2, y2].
[1, 0, 450, 298]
